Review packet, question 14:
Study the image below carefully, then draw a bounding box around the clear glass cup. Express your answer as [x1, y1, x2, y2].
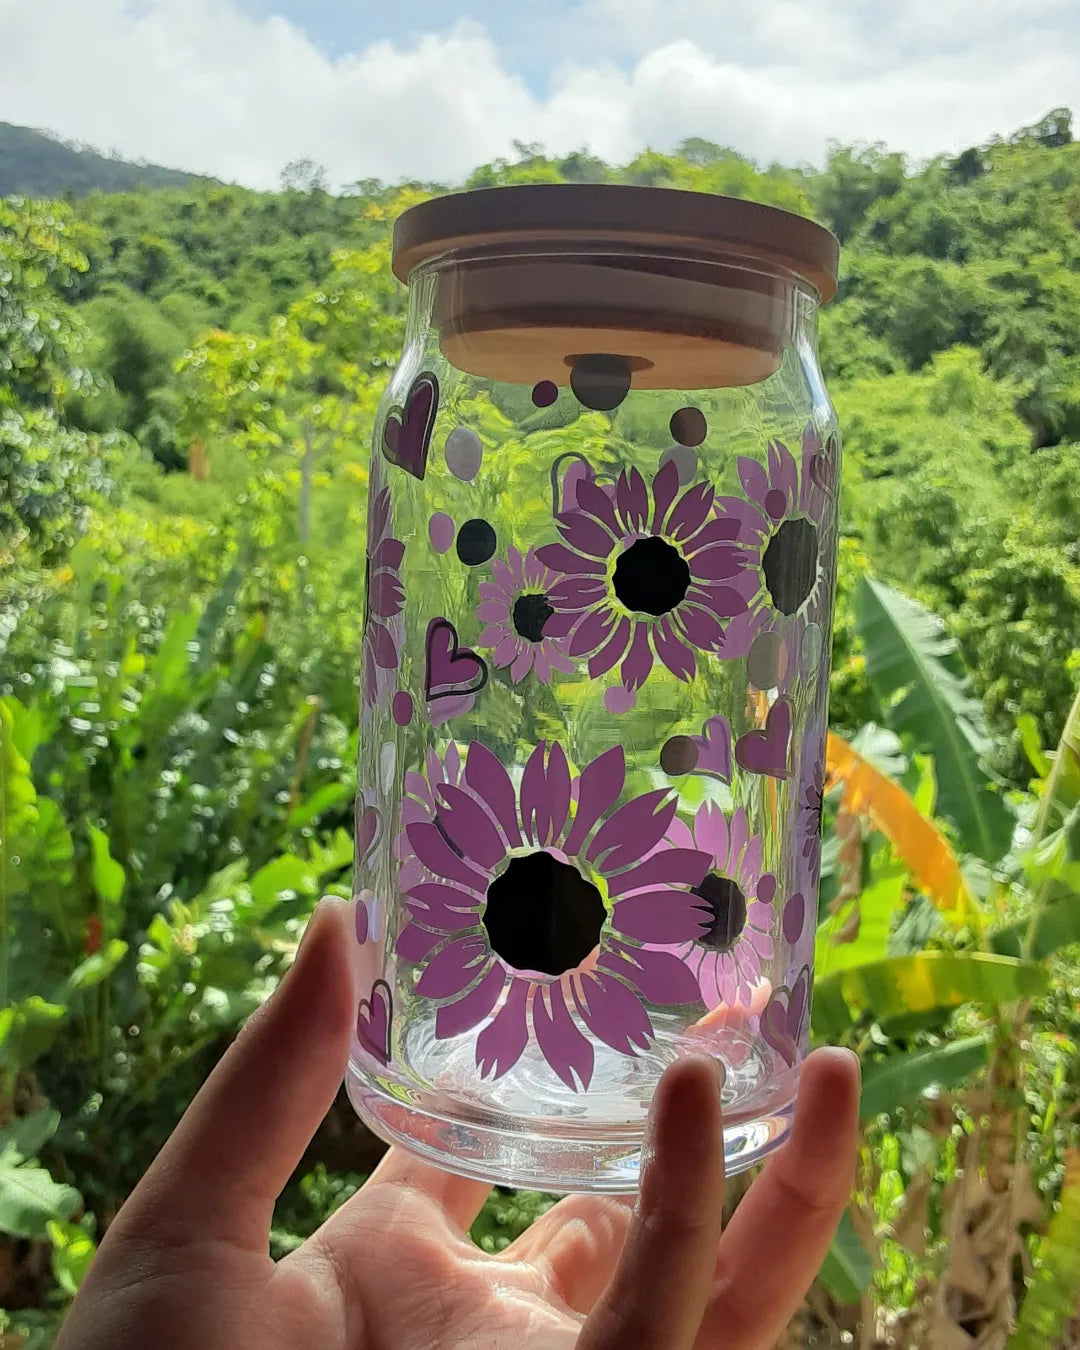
[347, 185, 840, 1191]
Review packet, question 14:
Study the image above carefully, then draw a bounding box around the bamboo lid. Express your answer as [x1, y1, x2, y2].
[391, 185, 839, 390]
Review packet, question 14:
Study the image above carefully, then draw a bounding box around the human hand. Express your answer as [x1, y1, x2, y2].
[56, 896, 859, 1350]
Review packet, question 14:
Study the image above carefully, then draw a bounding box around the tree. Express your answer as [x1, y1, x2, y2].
[175, 226, 410, 542]
[280, 158, 330, 194]
[0, 198, 116, 565]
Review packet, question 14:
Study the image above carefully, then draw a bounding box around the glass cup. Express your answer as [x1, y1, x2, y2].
[347, 185, 840, 1192]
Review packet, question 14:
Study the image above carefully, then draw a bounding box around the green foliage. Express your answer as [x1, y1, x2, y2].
[856, 576, 1013, 862]
[3, 113, 1080, 1341]
[859, 1037, 991, 1121]
[819, 1211, 874, 1304]
[1008, 1153, 1080, 1350]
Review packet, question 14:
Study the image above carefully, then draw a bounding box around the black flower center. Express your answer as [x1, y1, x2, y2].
[762, 518, 818, 616]
[691, 873, 748, 954]
[484, 851, 605, 977]
[512, 592, 554, 643]
[613, 536, 691, 617]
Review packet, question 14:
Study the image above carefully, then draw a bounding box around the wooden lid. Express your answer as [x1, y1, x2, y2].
[393, 184, 838, 302]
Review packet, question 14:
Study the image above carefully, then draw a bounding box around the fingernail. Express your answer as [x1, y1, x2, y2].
[294, 894, 344, 963]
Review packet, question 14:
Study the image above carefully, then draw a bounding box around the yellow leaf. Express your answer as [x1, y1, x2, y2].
[826, 732, 978, 918]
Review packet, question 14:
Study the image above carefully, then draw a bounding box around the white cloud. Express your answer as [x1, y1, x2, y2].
[0, 0, 1077, 189]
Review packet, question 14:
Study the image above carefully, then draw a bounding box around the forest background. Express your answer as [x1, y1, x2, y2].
[2, 106, 1080, 1346]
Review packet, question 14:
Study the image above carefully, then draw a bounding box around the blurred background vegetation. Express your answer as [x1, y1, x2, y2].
[1, 106, 1080, 1346]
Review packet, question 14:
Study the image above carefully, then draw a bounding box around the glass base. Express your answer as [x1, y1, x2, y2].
[345, 1024, 799, 1193]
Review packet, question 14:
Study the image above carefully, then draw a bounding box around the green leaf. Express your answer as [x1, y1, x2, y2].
[47, 1219, 97, 1297]
[249, 854, 317, 915]
[147, 604, 200, 700]
[812, 952, 1048, 1038]
[860, 1036, 990, 1119]
[0, 1158, 81, 1239]
[287, 781, 350, 830]
[991, 894, 1080, 961]
[816, 840, 908, 977]
[0, 1108, 60, 1163]
[1009, 1152, 1080, 1350]
[856, 576, 1013, 863]
[0, 996, 67, 1071]
[88, 826, 125, 908]
[1018, 713, 1052, 780]
[66, 939, 128, 991]
[818, 1211, 873, 1304]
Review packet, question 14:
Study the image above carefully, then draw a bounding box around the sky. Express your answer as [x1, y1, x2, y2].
[1, 0, 1078, 190]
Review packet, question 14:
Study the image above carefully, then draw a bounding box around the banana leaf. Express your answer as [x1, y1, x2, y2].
[812, 951, 1048, 1038]
[856, 576, 1013, 864]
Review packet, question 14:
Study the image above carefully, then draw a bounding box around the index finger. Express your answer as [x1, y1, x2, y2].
[578, 1055, 726, 1350]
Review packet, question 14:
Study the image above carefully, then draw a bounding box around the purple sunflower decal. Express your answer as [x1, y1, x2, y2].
[653, 803, 776, 1011]
[395, 740, 711, 1091]
[475, 546, 575, 685]
[715, 426, 835, 659]
[537, 460, 756, 690]
[362, 485, 406, 712]
[394, 742, 466, 892]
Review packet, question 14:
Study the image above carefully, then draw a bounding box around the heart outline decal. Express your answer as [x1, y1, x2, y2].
[760, 965, 810, 1067]
[383, 371, 439, 480]
[424, 617, 488, 702]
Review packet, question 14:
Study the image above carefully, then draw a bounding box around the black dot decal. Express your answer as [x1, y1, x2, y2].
[484, 851, 604, 976]
[691, 873, 748, 954]
[532, 379, 558, 407]
[670, 406, 707, 447]
[570, 354, 632, 412]
[456, 518, 497, 567]
[660, 736, 700, 776]
[512, 593, 554, 643]
[762, 518, 818, 615]
[613, 536, 690, 617]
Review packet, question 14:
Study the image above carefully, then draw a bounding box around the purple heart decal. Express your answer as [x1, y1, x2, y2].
[735, 697, 792, 779]
[383, 372, 439, 480]
[760, 965, 810, 1066]
[425, 617, 488, 702]
[693, 714, 733, 781]
[356, 978, 392, 1065]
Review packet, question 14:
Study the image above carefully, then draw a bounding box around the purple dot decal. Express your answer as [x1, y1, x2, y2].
[355, 894, 370, 944]
[660, 735, 699, 776]
[783, 892, 806, 945]
[604, 685, 637, 715]
[659, 443, 698, 487]
[392, 690, 414, 727]
[801, 622, 825, 673]
[532, 379, 558, 408]
[764, 488, 788, 521]
[445, 426, 483, 482]
[747, 631, 788, 690]
[570, 354, 631, 412]
[429, 511, 455, 554]
[670, 406, 707, 447]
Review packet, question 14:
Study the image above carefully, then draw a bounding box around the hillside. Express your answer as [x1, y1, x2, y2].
[0, 121, 212, 197]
